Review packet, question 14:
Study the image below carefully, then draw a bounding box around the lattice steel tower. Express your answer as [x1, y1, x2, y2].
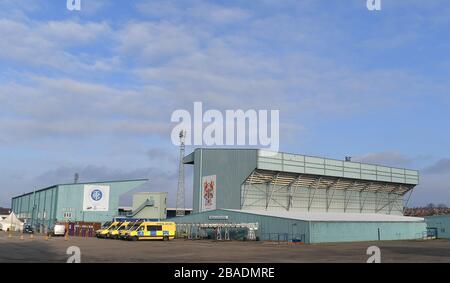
[176, 130, 186, 216]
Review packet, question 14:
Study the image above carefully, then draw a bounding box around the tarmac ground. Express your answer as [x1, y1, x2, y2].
[1, 231, 449, 263]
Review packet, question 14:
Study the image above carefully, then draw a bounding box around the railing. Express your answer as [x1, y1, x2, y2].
[261, 233, 305, 244]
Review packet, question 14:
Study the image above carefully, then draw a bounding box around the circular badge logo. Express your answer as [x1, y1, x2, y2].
[91, 189, 103, 201]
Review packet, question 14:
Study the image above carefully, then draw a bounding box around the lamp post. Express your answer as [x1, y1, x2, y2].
[31, 186, 36, 230]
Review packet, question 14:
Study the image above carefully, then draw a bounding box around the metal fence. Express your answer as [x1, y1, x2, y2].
[261, 233, 306, 243]
[176, 223, 259, 241]
[67, 222, 101, 237]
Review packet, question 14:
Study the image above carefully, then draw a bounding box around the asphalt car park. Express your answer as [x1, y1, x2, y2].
[1, 231, 449, 263]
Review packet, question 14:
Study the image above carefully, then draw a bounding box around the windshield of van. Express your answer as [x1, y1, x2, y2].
[102, 222, 112, 228]
[109, 224, 119, 230]
[118, 223, 129, 230]
[129, 223, 142, 231]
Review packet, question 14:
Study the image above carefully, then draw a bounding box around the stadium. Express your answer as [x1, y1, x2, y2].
[175, 148, 426, 243]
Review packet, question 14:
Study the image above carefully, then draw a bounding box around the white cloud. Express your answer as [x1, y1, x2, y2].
[136, 0, 251, 24]
[0, 76, 175, 141]
[413, 174, 450, 206]
[0, 18, 113, 71]
[412, 158, 450, 206]
[352, 152, 413, 167]
[423, 159, 450, 175]
[38, 21, 111, 45]
[191, 4, 250, 24]
[115, 21, 202, 64]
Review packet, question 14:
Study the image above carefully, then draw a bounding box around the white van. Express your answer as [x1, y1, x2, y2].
[52, 224, 66, 236]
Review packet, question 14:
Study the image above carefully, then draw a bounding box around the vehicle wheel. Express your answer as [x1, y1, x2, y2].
[131, 236, 138, 241]
[163, 236, 169, 241]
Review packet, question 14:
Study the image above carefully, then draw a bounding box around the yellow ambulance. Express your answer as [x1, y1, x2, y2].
[109, 221, 132, 239]
[126, 221, 176, 241]
[96, 221, 121, 238]
[119, 221, 142, 240]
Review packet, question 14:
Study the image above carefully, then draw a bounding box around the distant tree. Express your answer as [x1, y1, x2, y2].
[426, 203, 436, 209]
[438, 204, 448, 209]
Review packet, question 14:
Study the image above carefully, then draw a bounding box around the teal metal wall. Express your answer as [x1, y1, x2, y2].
[186, 149, 418, 215]
[11, 179, 147, 230]
[11, 186, 58, 230]
[309, 221, 426, 243]
[174, 209, 426, 244]
[188, 149, 258, 213]
[173, 209, 310, 242]
[426, 215, 450, 238]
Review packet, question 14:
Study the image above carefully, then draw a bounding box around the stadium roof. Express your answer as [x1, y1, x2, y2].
[184, 148, 419, 196]
[257, 150, 419, 185]
[244, 169, 415, 196]
[184, 148, 419, 186]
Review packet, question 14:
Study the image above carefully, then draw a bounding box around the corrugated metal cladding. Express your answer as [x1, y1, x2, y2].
[174, 209, 427, 244]
[182, 149, 425, 243]
[186, 148, 419, 215]
[257, 150, 419, 185]
[309, 221, 426, 243]
[11, 179, 147, 231]
[175, 209, 310, 242]
[189, 149, 258, 213]
[426, 215, 450, 239]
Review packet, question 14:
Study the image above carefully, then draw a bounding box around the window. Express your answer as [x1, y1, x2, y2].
[147, 225, 162, 232]
[63, 212, 73, 219]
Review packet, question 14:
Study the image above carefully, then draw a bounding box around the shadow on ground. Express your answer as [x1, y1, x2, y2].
[0, 238, 65, 263]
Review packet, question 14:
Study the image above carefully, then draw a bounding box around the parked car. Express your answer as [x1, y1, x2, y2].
[23, 224, 34, 234]
[48, 224, 66, 236]
[53, 224, 66, 236]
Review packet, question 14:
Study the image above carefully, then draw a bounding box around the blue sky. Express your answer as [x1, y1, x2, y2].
[0, 0, 449, 207]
